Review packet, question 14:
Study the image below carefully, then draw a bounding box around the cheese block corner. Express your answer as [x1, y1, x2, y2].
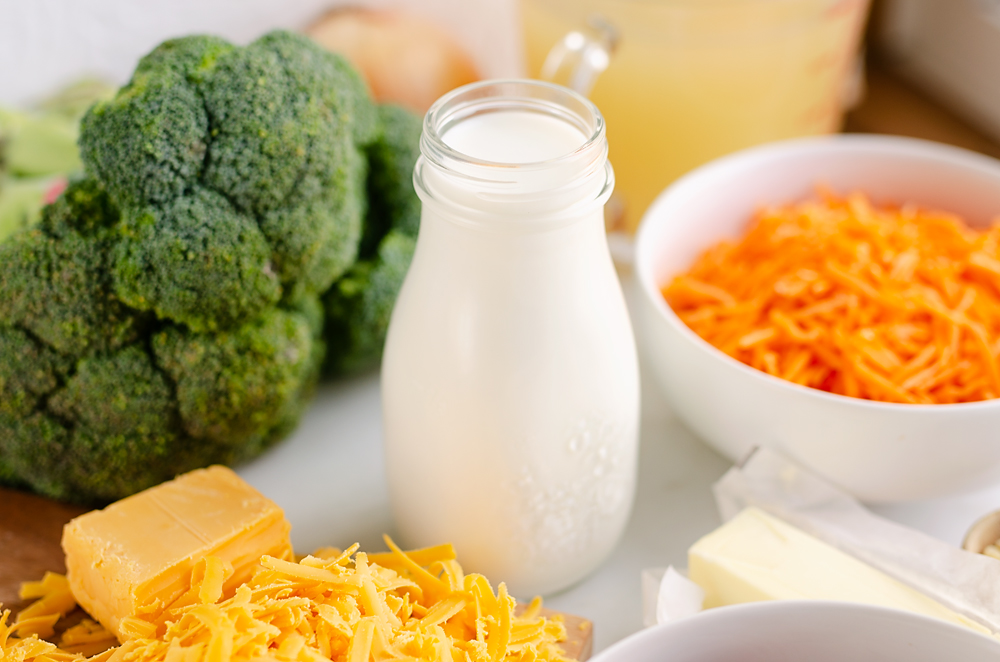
[61, 465, 292, 638]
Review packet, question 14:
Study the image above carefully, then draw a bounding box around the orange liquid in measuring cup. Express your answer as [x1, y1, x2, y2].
[522, 0, 869, 232]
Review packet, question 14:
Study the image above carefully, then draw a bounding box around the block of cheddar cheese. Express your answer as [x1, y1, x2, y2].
[688, 507, 991, 637]
[62, 465, 292, 640]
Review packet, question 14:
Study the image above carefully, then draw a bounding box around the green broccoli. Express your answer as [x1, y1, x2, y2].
[0, 30, 425, 504]
[0, 327, 71, 419]
[0, 178, 329, 504]
[0, 178, 142, 357]
[80, 31, 375, 331]
[0, 186, 183, 501]
[324, 104, 422, 375]
[42, 346, 183, 502]
[113, 186, 281, 332]
[324, 230, 416, 374]
[152, 305, 323, 452]
[360, 104, 423, 258]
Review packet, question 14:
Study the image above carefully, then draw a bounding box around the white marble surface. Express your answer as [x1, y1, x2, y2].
[236, 275, 1000, 654]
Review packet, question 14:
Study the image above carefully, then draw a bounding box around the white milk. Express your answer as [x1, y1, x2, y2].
[381, 81, 639, 598]
[442, 110, 586, 163]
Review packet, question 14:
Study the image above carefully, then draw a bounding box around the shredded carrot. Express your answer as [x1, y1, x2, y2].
[662, 190, 1000, 404]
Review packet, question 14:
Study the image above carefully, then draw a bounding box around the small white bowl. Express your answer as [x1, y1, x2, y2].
[635, 135, 1000, 502]
[590, 601, 1000, 661]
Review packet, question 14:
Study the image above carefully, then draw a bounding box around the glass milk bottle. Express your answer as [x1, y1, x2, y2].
[381, 80, 639, 597]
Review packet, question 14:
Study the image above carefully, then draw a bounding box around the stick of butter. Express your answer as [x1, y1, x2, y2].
[689, 507, 993, 637]
[62, 465, 292, 640]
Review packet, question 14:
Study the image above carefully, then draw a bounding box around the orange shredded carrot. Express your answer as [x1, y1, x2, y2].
[662, 190, 1000, 405]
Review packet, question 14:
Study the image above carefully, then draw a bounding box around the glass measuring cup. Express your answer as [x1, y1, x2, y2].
[522, 0, 871, 233]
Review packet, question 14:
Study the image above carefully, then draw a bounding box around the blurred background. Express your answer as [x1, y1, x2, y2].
[3, 0, 1000, 237]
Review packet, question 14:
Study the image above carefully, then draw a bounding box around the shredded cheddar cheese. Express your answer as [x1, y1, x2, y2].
[57, 620, 119, 658]
[663, 190, 1000, 404]
[1, 538, 574, 662]
[0, 610, 81, 662]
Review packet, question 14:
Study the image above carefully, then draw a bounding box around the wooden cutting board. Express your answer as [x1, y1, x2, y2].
[0, 487, 592, 660]
[0, 487, 86, 610]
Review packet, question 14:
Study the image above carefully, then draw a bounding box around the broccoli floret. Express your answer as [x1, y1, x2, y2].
[133, 34, 235, 83]
[0, 344, 191, 503]
[324, 231, 416, 374]
[79, 31, 374, 331]
[322, 104, 421, 375]
[0, 30, 416, 505]
[236, 293, 327, 459]
[80, 64, 210, 211]
[45, 345, 183, 502]
[0, 412, 69, 497]
[153, 306, 321, 448]
[0, 172, 324, 505]
[360, 104, 422, 257]
[0, 179, 142, 356]
[0, 327, 70, 417]
[114, 187, 281, 332]
[258, 142, 368, 299]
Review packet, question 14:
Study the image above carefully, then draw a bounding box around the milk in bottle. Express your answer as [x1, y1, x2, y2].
[381, 80, 639, 597]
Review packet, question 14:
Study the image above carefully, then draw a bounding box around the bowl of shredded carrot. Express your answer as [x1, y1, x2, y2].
[635, 135, 1000, 502]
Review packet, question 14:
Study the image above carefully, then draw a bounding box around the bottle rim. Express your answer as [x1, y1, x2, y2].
[421, 79, 606, 170]
[415, 79, 614, 223]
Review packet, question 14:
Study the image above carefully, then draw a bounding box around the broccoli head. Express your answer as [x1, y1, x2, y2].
[360, 104, 423, 258]
[0, 327, 71, 418]
[0, 31, 421, 504]
[80, 31, 376, 332]
[323, 103, 422, 375]
[324, 230, 416, 375]
[0, 178, 142, 356]
[0, 176, 326, 505]
[44, 345, 183, 502]
[113, 187, 281, 331]
[153, 304, 323, 451]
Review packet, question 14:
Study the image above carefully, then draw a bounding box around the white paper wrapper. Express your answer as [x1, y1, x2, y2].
[640, 567, 705, 628]
[713, 447, 1000, 634]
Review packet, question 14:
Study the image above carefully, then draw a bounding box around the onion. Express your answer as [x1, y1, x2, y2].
[306, 8, 480, 113]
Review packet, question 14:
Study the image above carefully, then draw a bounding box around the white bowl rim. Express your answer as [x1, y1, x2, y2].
[635, 133, 1000, 413]
[590, 600, 1000, 661]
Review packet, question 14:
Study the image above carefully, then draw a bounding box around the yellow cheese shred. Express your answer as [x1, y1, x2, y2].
[1, 537, 574, 662]
[58, 621, 120, 658]
[0, 610, 81, 662]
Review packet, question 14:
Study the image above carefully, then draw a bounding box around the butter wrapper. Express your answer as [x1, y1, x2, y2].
[641, 567, 705, 627]
[713, 447, 1000, 635]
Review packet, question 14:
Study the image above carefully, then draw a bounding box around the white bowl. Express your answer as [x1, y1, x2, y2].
[635, 135, 1000, 502]
[591, 601, 1000, 661]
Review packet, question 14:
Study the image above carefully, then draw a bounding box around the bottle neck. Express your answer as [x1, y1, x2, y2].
[414, 80, 614, 232]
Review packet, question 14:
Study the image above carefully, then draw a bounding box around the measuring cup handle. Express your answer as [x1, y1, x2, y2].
[539, 15, 619, 97]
